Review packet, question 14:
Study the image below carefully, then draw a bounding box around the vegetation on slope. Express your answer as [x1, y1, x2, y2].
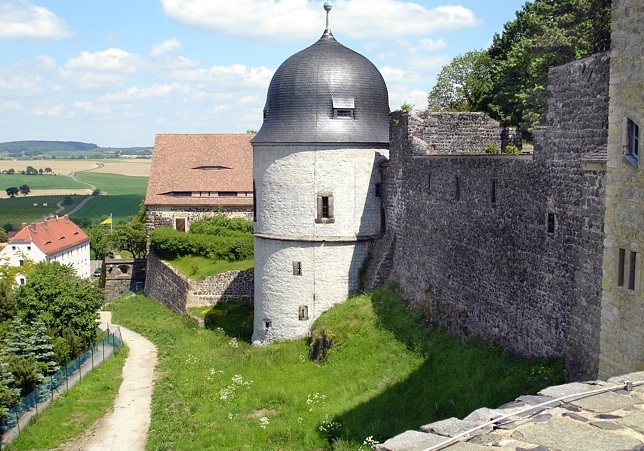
[105, 284, 562, 450]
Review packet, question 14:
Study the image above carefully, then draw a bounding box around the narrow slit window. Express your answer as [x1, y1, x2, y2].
[375, 182, 381, 198]
[299, 305, 308, 321]
[624, 117, 640, 166]
[491, 180, 497, 205]
[293, 261, 302, 276]
[455, 177, 460, 201]
[428, 174, 431, 192]
[547, 213, 555, 234]
[618, 248, 626, 287]
[628, 251, 637, 290]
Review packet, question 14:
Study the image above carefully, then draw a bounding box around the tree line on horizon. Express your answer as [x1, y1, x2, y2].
[426, 0, 611, 139]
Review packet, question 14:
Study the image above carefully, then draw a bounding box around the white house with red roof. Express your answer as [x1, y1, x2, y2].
[0, 215, 91, 283]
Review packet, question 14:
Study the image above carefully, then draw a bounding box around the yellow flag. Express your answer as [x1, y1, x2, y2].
[101, 214, 112, 225]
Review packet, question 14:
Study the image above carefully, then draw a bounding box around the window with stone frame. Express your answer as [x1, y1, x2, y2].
[618, 248, 638, 291]
[315, 192, 334, 223]
[624, 117, 639, 167]
[175, 217, 186, 232]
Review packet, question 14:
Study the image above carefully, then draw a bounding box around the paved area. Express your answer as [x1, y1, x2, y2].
[62, 311, 157, 451]
[377, 372, 644, 451]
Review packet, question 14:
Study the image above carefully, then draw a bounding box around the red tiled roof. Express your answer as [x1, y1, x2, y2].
[11, 215, 89, 256]
[145, 133, 254, 207]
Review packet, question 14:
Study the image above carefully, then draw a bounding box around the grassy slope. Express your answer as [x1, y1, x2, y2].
[107, 285, 562, 451]
[0, 174, 85, 190]
[168, 256, 254, 280]
[0, 195, 86, 227]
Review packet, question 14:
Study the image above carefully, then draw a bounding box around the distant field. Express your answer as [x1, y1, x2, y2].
[0, 159, 150, 229]
[0, 159, 151, 177]
[0, 195, 85, 228]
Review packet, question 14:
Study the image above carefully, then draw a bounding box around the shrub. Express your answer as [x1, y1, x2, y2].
[485, 144, 500, 154]
[150, 227, 253, 261]
[504, 145, 521, 155]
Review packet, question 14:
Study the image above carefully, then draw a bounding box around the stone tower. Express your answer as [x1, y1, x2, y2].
[251, 2, 389, 344]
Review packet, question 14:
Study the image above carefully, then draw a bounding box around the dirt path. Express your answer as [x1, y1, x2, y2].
[62, 311, 157, 451]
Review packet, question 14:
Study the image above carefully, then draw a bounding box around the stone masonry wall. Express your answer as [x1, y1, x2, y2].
[144, 250, 253, 313]
[146, 205, 253, 235]
[599, 0, 644, 378]
[408, 112, 521, 155]
[103, 257, 147, 301]
[372, 53, 609, 381]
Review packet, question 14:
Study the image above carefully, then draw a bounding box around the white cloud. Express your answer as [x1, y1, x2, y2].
[0, 1, 73, 39]
[73, 101, 113, 115]
[32, 103, 66, 117]
[0, 73, 43, 93]
[38, 55, 56, 69]
[172, 64, 274, 88]
[103, 83, 190, 103]
[418, 38, 448, 52]
[161, 0, 479, 42]
[151, 38, 182, 57]
[63, 48, 141, 73]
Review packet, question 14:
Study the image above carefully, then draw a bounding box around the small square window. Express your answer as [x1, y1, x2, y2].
[27, 246, 31, 250]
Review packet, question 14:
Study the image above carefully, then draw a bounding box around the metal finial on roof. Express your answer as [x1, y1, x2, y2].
[324, 1, 332, 31]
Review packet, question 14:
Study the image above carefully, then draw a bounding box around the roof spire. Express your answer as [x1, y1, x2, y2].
[323, 1, 332, 31]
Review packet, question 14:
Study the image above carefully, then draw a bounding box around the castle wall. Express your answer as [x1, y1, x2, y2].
[375, 53, 609, 380]
[144, 250, 253, 313]
[599, 0, 644, 377]
[409, 112, 521, 155]
[146, 205, 253, 235]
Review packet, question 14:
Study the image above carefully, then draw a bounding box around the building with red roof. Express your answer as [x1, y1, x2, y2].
[0, 215, 90, 283]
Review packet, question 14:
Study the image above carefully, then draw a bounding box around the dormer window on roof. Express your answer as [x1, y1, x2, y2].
[333, 97, 354, 119]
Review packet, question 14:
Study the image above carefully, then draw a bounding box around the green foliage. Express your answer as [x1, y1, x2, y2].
[485, 144, 501, 155]
[18, 185, 30, 196]
[168, 255, 253, 281]
[13, 262, 103, 355]
[6, 187, 18, 197]
[399, 102, 414, 112]
[0, 227, 7, 243]
[203, 300, 254, 341]
[3, 346, 128, 451]
[85, 226, 110, 259]
[188, 214, 254, 236]
[109, 221, 147, 259]
[427, 50, 490, 112]
[151, 226, 253, 261]
[504, 145, 521, 155]
[103, 288, 562, 450]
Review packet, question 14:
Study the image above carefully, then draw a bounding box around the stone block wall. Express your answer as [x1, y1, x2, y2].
[146, 205, 253, 235]
[599, 0, 644, 378]
[407, 111, 521, 155]
[103, 257, 147, 301]
[371, 53, 609, 381]
[144, 250, 253, 313]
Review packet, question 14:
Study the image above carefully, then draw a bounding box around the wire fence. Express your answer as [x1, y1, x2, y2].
[1, 325, 123, 437]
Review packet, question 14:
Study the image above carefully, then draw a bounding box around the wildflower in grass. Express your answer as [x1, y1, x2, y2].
[298, 354, 307, 362]
[229, 338, 239, 348]
[297, 417, 304, 424]
[228, 412, 234, 420]
[259, 416, 270, 429]
[186, 354, 197, 364]
[219, 374, 253, 402]
[206, 368, 223, 381]
[318, 415, 341, 441]
[306, 392, 326, 411]
[362, 436, 380, 450]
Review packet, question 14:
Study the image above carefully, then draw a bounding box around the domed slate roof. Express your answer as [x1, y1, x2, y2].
[253, 29, 389, 146]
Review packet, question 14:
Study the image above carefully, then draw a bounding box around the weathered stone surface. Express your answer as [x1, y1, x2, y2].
[570, 391, 639, 413]
[589, 420, 622, 430]
[420, 417, 480, 437]
[517, 418, 642, 451]
[619, 411, 644, 434]
[375, 430, 445, 451]
[538, 382, 597, 399]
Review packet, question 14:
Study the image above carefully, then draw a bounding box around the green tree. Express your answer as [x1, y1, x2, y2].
[109, 222, 147, 258]
[19, 184, 30, 196]
[5, 187, 18, 198]
[0, 358, 21, 423]
[13, 262, 103, 354]
[427, 50, 491, 112]
[86, 226, 110, 259]
[481, 0, 610, 136]
[0, 228, 7, 243]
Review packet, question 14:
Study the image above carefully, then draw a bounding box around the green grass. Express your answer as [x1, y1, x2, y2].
[0, 195, 87, 229]
[0, 174, 85, 190]
[104, 284, 562, 451]
[168, 256, 254, 280]
[74, 172, 148, 196]
[4, 345, 129, 451]
[70, 194, 144, 226]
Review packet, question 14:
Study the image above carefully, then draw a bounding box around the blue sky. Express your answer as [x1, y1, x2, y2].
[0, 0, 527, 147]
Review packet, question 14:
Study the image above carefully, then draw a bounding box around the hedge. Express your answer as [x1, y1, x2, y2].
[150, 227, 253, 261]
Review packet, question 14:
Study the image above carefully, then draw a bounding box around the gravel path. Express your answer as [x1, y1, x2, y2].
[62, 311, 157, 451]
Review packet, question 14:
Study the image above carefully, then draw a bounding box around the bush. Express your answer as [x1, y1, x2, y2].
[504, 145, 521, 155]
[485, 144, 500, 154]
[150, 227, 253, 261]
